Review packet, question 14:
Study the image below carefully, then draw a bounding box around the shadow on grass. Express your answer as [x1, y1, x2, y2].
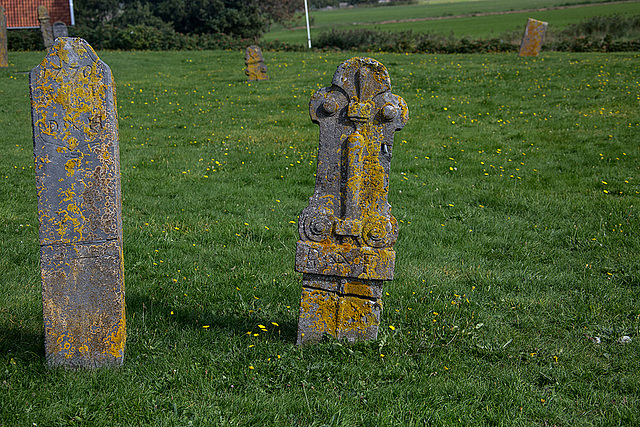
[0, 327, 45, 364]
[126, 290, 299, 344]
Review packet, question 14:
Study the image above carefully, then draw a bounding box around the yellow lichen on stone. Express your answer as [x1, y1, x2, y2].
[32, 38, 125, 368]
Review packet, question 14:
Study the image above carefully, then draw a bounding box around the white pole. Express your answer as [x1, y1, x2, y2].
[304, 0, 311, 48]
[69, 0, 75, 25]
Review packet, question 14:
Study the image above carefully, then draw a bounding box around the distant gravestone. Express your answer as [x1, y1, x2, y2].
[519, 18, 548, 57]
[0, 5, 7, 68]
[244, 45, 268, 81]
[30, 38, 125, 368]
[52, 21, 69, 39]
[295, 57, 408, 344]
[37, 5, 54, 48]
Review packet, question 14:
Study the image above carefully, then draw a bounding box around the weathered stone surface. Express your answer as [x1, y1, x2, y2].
[53, 21, 69, 39]
[0, 5, 7, 68]
[38, 5, 54, 48]
[519, 18, 548, 57]
[295, 57, 408, 345]
[30, 38, 125, 368]
[244, 45, 268, 81]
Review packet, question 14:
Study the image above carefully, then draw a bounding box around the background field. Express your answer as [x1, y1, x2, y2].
[1, 47, 640, 425]
[264, 0, 640, 44]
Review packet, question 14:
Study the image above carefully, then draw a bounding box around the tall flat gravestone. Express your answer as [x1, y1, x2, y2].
[244, 45, 268, 81]
[38, 5, 54, 48]
[0, 5, 7, 68]
[295, 57, 408, 344]
[30, 38, 125, 368]
[519, 18, 548, 57]
[53, 22, 69, 39]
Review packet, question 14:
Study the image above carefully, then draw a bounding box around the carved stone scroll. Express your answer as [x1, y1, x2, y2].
[30, 38, 125, 368]
[244, 45, 268, 81]
[295, 57, 408, 344]
[38, 5, 54, 48]
[519, 18, 548, 57]
[0, 5, 8, 68]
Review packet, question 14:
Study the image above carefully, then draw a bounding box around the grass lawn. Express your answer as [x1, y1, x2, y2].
[1, 48, 639, 425]
[264, 0, 640, 44]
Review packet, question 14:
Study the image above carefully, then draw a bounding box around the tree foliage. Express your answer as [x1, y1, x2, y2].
[73, 0, 268, 39]
[260, 0, 303, 29]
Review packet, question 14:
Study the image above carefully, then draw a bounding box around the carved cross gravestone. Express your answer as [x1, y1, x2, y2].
[37, 5, 54, 49]
[519, 18, 548, 57]
[30, 38, 125, 368]
[295, 57, 408, 344]
[53, 22, 69, 40]
[244, 45, 268, 81]
[0, 5, 7, 68]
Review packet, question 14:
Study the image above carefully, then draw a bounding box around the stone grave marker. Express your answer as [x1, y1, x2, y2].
[295, 57, 408, 344]
[0, 5, 7, 68]
[519, 18, 548, 57]
[37, 5, 54, 48]
[244, 45, 268, 81]
[30, 37, 125, 368]
[53, 21, 69, 40]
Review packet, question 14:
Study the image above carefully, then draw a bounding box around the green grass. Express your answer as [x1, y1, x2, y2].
[1, 49, 640, 425]
[264, 0, 640, 44]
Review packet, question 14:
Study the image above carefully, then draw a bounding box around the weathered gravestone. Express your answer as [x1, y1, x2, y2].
[30, 38, 125, 368]
[295, 57, 408, 344]
[244, 45, 268, 81]
[519, 18, 548, 57]
[53, 22, 69, 40]
[0, 5, 7, 68]
[38, 5, 54, 49]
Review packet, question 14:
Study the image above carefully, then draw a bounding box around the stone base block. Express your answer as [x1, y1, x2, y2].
[296, 275, 382, 345]
[40, 240, 125, 368]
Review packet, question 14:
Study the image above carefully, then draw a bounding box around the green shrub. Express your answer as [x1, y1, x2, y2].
[7, 25, 305, 52]
[7, 29, 43, 51]
[315, 28, 518, 54]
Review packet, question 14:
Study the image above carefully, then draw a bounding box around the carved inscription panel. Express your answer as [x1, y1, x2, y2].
[31, 37, 121, 246]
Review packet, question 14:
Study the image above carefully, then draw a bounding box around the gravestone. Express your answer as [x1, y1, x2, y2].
[519, 18, 548, 57]
[52, 22, 69, 39]
[37, 5, 54, 48]
[30, 38, 125, 368]
[244, 45, 268, 81]
[295, 57, 408, 344]
[0, 5, 7, 68]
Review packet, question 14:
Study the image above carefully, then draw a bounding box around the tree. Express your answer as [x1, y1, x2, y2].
[260, 0, 302, 29]
[74, 0, 268, 39]
[73, 0, 121, 26]
[150, 0, 266, 38]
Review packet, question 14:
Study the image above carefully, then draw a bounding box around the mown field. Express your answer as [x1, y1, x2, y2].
[1, 47, 639, 425]
[264, 0, 640, 44]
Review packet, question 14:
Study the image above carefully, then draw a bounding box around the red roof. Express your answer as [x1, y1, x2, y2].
[3, 0, 74, 29]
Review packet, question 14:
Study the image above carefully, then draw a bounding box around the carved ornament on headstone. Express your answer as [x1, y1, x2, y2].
[244, 45, 268, 81]
[295, 57, 408, 344]
[37, 5, 54, 48]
